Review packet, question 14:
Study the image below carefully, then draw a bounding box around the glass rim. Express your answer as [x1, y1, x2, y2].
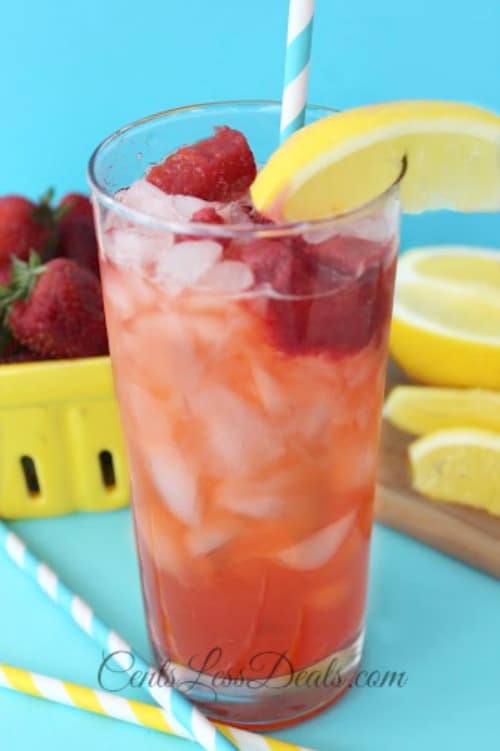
[87, 99, 405, 238]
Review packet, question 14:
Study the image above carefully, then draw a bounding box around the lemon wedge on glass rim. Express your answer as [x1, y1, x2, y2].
[251, 100, 500, 219]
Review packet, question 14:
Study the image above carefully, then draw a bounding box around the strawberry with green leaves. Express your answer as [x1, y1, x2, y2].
[0, 253, 108, 359]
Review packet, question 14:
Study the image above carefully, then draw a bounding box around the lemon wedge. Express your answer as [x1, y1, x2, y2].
[409, 429, 500, 515]
[384, 385, 500, 435]
[390, 246, 500, 389]
[251, 100, 500, 219]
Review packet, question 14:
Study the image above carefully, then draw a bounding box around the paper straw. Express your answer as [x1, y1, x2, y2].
[0, 521, 237, 751]
[280, 0, 316, 142]
[0, 663, 311, 751]
[0, 520, 313, 751]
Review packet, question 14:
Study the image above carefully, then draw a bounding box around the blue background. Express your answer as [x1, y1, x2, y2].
[1, 1, 499, 749]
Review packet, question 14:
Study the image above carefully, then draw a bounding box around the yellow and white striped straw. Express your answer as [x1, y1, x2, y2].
[0, 664, 313, 751]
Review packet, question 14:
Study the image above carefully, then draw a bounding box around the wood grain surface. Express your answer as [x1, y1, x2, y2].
[375, 362, 500, 578]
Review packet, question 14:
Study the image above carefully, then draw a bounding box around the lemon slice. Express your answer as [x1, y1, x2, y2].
[409, 428, 500, 515]
[251, 101, 500, 219]
[390, 246, 500, 389]
[384, 385, 500, 435]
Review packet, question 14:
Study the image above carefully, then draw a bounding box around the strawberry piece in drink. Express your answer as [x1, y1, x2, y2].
[147, 126, 257, 201]
[225, 230, 395, 355]
[176, 207, 228, 245]
[226, 237, 294, 290]
[263, 245, 395, 356]
[191, 207, 225, 225]
[302, 233, 392, 274]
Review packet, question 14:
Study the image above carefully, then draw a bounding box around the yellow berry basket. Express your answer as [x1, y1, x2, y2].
[0, 356, 130, 518]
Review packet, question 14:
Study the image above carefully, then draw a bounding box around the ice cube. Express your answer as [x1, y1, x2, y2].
[276, 510, 356, 570]
[105, 226, 174, 267]
[157, 309, 205, 392]
[251, 364, 287, 415]
[340, 346, 380, 394]
[352, 199, 400, 244]
[217, 480, 285, 519]
[302, 227, 339, 245]
[133, 506, 186, 579]
[122, 382, 173, 443]
[186, 313, 250, 365]
[352, 445, 377, 483]
[199, 260, 254, 293]
[151, 527, 185, 578]
[118, 306, 203, 394]
[155, 240, 222, 289]
[304, 200, 399, 246]
[188, 384, 282, 475]
[185, 520, 240, 555]
[103, 272, 134, 320]
[295, 400, 332, 442]
[149, 445, 199, 525]
[169, 194, 218, 221]
[119, 179, 214, 222]
[103, 269, 158, 322]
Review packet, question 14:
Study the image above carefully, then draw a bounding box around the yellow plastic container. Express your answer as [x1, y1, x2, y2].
[0, 357, 130, 519]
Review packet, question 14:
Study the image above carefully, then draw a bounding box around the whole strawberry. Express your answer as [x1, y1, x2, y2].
[57, 193, 99, 276]
[0, 192, 55, 264]
[1, 254, 108, 359]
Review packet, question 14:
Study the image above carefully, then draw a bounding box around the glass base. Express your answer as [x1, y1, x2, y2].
[152, 630, 364, 730]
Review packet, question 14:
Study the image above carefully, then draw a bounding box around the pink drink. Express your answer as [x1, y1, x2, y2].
[90, 103, 400, 728]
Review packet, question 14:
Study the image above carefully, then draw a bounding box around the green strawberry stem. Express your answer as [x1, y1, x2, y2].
[32, 188, 55, 224]
[32, 188, 66, 259]
[0, 252, 46, 325]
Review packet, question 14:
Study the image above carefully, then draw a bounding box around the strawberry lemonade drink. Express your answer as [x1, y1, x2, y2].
[89, 102, 401, 727]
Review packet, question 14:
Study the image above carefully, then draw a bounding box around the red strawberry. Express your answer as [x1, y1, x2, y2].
[0, 193, 55, 264]
[306, 268, 381, 350]
[258, 233, 398, 355]
[176, 207, 227, 244]
[191, 207, 225, 225]
[59, 192, 93, 222]
[1, 254, 108, 359]
[267, 258, 395, 355]
[147, 126, 257, 201]
[57, 193, 99, 276]
[303, 233, 392, 275]
[226, 237, 294, 290]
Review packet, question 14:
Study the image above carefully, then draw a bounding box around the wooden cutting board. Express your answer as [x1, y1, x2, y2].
[375, 362, 500, 578]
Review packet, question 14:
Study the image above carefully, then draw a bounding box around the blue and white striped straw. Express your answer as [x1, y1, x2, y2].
[0, 520, 238, 751]
[280, 0, 316, 142]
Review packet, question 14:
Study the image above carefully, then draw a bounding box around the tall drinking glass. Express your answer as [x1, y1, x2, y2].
[89, 101, 401, 729]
